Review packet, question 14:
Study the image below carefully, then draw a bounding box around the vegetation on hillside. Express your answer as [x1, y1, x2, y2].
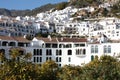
[0, 49, 120, 80]
[55, 2, 68, 10]
[69, 0, 102, 8]
[111, 1, 120, 18]
[0, 0, 120, 18]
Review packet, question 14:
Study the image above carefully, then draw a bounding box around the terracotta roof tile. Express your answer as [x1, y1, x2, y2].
[0, 36, 30, 42]
[13, 37, 30, 42]
[58, 38, 87, 42]
[36, 37, 58, 43]
[36, 37, 87, 43]
[0, 36, 15, 40]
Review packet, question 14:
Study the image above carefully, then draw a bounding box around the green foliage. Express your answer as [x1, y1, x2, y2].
[1, 50, 120, 80]
[56, 2, 68, 10]
[35, 32, 49, 38]
[83, 55, 120, 80]
[40, 60, 58, 80]
[58, 65, 83, 80]
[111, 1, 120, 18]
[69, 0, 101, 8]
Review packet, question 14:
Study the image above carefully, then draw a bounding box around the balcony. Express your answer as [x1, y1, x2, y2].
[76, 53, 86, 57]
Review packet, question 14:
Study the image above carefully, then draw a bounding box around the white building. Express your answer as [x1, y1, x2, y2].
[0, 19, 35, 37]
[0, 35, 120, 67]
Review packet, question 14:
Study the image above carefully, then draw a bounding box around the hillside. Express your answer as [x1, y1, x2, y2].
[0, 3, 58, 17]
[0, 0, 120, 18]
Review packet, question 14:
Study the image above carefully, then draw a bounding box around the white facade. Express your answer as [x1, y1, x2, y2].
[0, 35, 120, 67]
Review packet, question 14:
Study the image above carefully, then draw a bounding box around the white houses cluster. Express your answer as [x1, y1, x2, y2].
[1, 1, 120, 66]
[0, 16, 35, 37]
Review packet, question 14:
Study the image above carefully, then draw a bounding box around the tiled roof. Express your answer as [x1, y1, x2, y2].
[36, 37, 87, 43]
[0, 36, 15, 40]
[36, 37, 58, 43]
[58, 38, 87, 42]
[13, 37, 30, 42]
[0, 36, 30, 42]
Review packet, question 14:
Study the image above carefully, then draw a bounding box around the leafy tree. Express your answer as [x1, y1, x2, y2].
[56, 2, 68, 10]
[59, 65, 83, 80]
[40, 60, 58, 80]
[82, 55, 120, 80]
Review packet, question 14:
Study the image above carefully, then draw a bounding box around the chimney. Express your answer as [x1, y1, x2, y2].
[23, 35, 27, 38]
[47, 35, 52, 41]
[61, 38, 63, 41]
[8, 33, 11, 37]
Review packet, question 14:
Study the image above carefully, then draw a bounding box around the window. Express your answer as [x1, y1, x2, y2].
[37, 57, 39, 62]
[103, 45, 111, 53]
[37, 49, 39, 55]
[59, 50, 62, 55]
[33, 49, 36, 55]
[91, 46, 94, 53]
[33, 57, 42, 63]
[68, 50, 72, 55]
[91, 55, 94, 61]
[33, 57, 36, 62]
[56, 57, 58, 62]
[83, 49, 86, 55]
[46, 49, 52, 56]
[45, 43, 51, 48]
[76, 49, 78, 55]
[52, 44, 58, 48]
[39, 49, 42, 55]
[56, 50, 62, 56]
[104, 45, 107, 53]
[95, 45, 98, 53]
[56, 57, 61, 62]
[68, 57, 71, 62]
[39, 57, 42, 62]
[58, 64, 61, 67]
[56, 50, 58, 55]
[108, 45, 111, 53]
[80, 44, 85, 47]
[91, 45, 98, 53]
[59, 44, 62, 48]
[46, 57, 52, 61]
[33, 49, 42, 55]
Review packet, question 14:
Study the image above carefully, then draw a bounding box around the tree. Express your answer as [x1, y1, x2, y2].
[82, 55, 120, 80]
[40, 60, 58, 80]
[58, 65, 83, 80]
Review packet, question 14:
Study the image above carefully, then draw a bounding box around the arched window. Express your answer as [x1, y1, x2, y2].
[59, 50, 62, 55]
[59, 44, 62, 48]
[91, 55, 94, 61]
[2, 41, 8, 46]
[56, 50, 58, 55]
[37, 49, 39, 55]
[95, 45, 98, 53]
[33, 49, 37, 55]
[108, 45, 111, 53]
[80, 49, 82, 54]
[76, 49, 78, 55]
[39, 49, 42, 55]
[83, 49, 86, 55]
[9, 42, 16, 46]
[91, 46, 94, 53]
[68, 50, 72, 55]
[49, 49, 52, 55]
[46, 49, 49, 55]
[78, 49, 79, 55]
[104, 45, 107, 53]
